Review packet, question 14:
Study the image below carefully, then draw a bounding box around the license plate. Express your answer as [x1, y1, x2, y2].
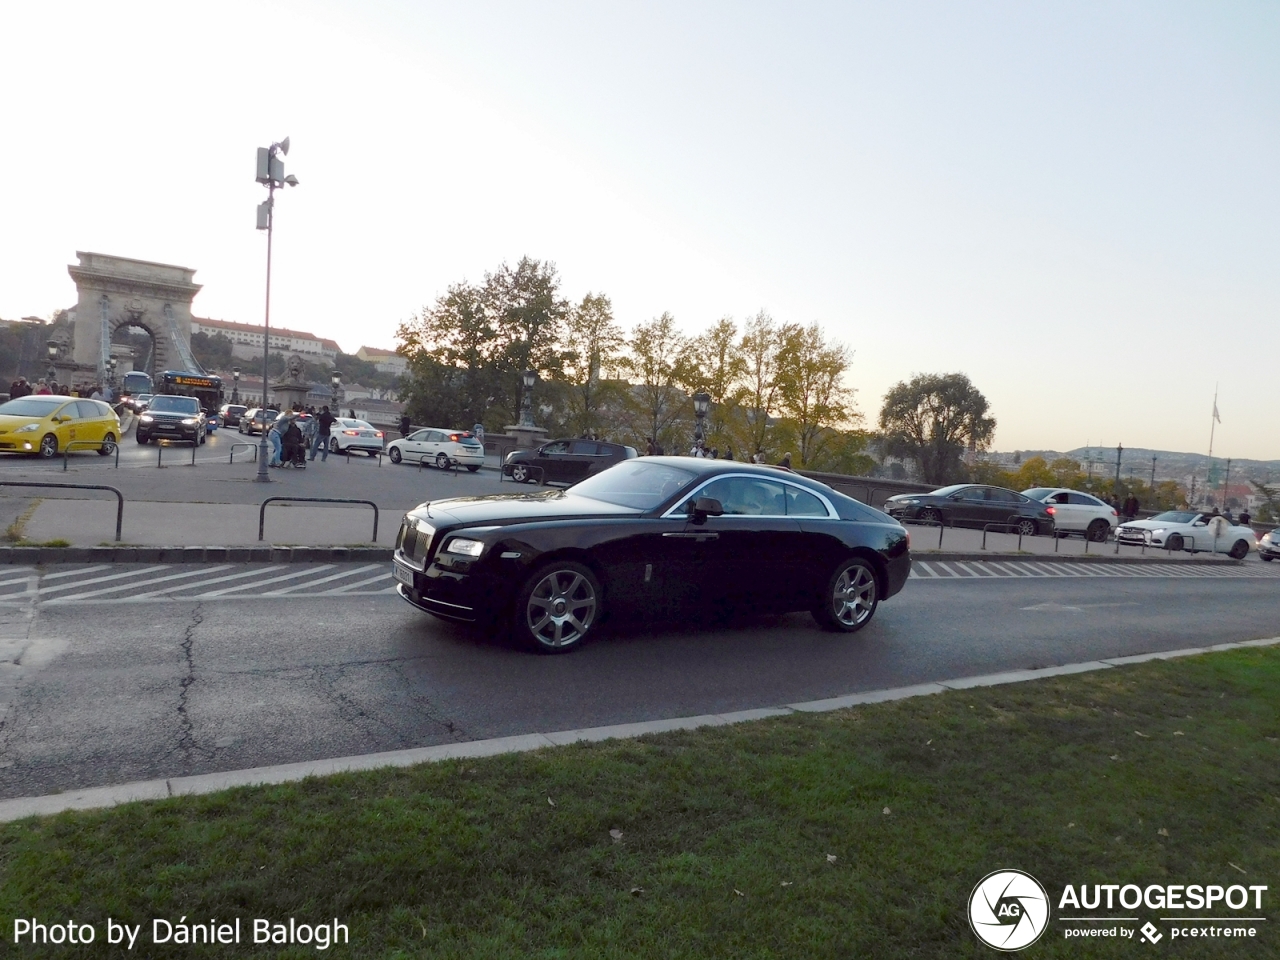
[393, 562, 415, 587]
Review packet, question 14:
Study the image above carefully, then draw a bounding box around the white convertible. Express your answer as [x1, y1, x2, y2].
[1116, 511, 1254, 559]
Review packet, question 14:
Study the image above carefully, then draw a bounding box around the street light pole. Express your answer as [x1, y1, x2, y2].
[1150, 456, 1157, 489]
[1114, 443, 1123, 493]
[253, 138, 299, 482]
[692, 392, 711, 454]
[231, 367, 240, 405]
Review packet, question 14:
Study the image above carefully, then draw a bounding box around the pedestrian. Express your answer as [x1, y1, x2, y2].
[310, 405, 335, 461]
[399, 413, 411, 438]
[348, 408, 356, 419]
[35, 379, 51, 395]
[646, 437, 657, 457]
[1123, 494, 1139, 519]
[267, 412, 288, 467]
[299, 407, 317, 453]
[473, 422, 485, 446]
[777, 452, 792, 468]
[89, 386, 102, 400]
[710, 447, 719, 459]
[724, 446, 734, 460]
[1239, 510, 1251, 526]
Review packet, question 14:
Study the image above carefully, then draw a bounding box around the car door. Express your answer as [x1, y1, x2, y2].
[52, 400, 81, 448]
[566, 441, 601, 482]
[949, 486, 989, 527]
[76, 401, 108, 444]
[537, 441, 572, 482]
[985, 488, 1026, 529]
[404, 429, 431, 462]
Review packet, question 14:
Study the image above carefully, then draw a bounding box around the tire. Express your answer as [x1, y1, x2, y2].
[98, 433, 116, 456]
[515, 561, 601, 653]
[813, 557, 879, 632]
[510, 463, 531, 483]
[199, 430, 206, 445]
[918, 507, 941, 525]
[436, 452, 450, 470]
[467, 464, 480, 472]
[1016, 518, 1038, 538]
[1262, 554, 1274, 562]
[1228, 539, 1250, 560]
[1166, 533, 1184, 552]
[328, 437, 339, 453]
[136, 434, 149, 445]
[38, 434, 58, 458]
[388, 447, 402, 464]
[1087, 519, 1109, 543]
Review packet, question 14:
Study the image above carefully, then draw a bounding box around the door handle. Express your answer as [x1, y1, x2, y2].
[662, 532, 719, 542]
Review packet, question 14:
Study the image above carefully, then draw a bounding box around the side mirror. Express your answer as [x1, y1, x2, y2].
[949, 493, 964, 501]
[692, 497, 724, 521]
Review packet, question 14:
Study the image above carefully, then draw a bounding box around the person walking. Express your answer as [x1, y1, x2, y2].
[310, 405, 335, 461]
[299, 407, 317, 456]
[267, 412, 289, 467]
[399, 413, 411, 438]
[35, 379, 51, 395]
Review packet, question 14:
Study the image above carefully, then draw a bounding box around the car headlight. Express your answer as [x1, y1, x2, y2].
[445, 537, 485, 558]
[899, 498, 919, 505]
[139, 415, 154, 422]
[181, 418, 198, 425]
[1151, 528, 1165, 535]
[14, 423, 39, 433]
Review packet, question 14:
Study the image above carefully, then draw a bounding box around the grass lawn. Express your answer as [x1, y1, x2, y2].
[1, 646, 1278, 958]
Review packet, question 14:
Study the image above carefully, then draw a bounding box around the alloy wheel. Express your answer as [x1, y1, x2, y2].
[1017, 518, 1037, 537]
[39, 434, 58, 458]
[524, 566, 598, 650]
[436, 452, 450, 469]
[389, 447, 402, 463]
[831, 563, 877, 628]
[511, 464, 530, 483]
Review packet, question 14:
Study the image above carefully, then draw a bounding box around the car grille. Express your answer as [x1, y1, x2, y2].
[1117, 526, 1145, 539]
[397, 518, 434, 567]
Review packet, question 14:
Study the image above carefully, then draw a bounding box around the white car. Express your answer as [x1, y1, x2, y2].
[327, 418, 385, 456]
[1022, 487, 1118, 542]
[1116, 511, 1254, 559]
[1258, 528, 1280, 561]
[386, 428, 484, 471]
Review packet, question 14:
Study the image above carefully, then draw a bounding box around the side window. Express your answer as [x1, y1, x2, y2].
[543, 441, 570, 455]
[1050, 492, 1070, 504]
[785, 485, 829, 517]
[426, 431, 445, 442]
[960, 487, 987, 501]
[1067, 493, 1095, 506]
[410, 430, 431, 441]
[76, 401, 101, 419]
[570, 441, 599, 455]
[989, 489, 1019, 503]
[688, 477, 788, 516]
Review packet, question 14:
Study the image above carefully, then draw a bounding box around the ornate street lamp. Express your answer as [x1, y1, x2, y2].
[692, 392, 711, 453]
[519, 369, 537, 427]
[46, 339, 60, 382]
[231, 367, 241, 405]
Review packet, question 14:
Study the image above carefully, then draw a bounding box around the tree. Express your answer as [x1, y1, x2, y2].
[623, 312, 690, 453]
[735, 311, 785, 460]
[680, 317, 746, 453]
[878, 373, 996, 485]
[558, 293, 625, 438]
[1011, 456, 1055, 490]
[486, 257, 570, 424]
[189, 332, 234, 372]
[773, 322, 857, 467]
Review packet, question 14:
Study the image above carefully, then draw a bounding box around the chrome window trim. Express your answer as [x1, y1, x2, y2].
[661, 472, 838, 520]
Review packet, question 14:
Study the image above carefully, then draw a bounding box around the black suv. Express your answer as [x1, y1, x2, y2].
[135, 395, 207, 445]
[503, 439, 638, 485]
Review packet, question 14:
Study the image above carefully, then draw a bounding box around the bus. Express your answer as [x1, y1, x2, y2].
[157, 370, 224, 417]
[120, 370, 153, 398]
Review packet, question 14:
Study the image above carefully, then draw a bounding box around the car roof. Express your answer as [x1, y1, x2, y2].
[639, 455, 836, 491]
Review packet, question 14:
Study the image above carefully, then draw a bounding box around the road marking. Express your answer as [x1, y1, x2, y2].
[327, 572, 394, 593]
[260, 563, 383, 595]
[40, 565, 112, 581]
[36, 566, 169, 596]
[190, 564, 335, 597]
[44, 566, 234, 603]
[138, 564, 289, 598]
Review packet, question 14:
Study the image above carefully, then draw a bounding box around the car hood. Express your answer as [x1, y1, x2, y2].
[144, 410, 198, 419]
[408, 490, 642, 527]
[0, 415, 46, 430]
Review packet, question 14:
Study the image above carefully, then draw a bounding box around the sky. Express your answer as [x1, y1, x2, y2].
[1, 1, 1277, 458]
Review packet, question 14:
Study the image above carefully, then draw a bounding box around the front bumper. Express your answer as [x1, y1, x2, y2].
[138, 420, 199, 439]
[393, 554, 494, 623]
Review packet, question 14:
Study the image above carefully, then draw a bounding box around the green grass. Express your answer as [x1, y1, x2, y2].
[2, 648, 1278, 958]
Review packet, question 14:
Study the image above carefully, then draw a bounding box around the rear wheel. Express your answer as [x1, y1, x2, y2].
[328, 437, 339, 453]
[515, 561, 601, 653]
[388, 447, 402, 463]
[1015, 518, 1038, 537]
[1087, 519, 1109, 542]
[39, 434, 58, 458]
[98, 433, 116, 456]
[1228, 539, 1250, 560]
[813, 558, 879, 633]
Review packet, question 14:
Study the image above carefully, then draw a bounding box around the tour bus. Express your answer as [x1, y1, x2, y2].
[120, 370, 153, 398]
[157, 371, 224, 417]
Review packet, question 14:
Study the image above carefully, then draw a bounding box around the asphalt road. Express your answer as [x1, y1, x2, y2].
[1, 563, 1276, 800]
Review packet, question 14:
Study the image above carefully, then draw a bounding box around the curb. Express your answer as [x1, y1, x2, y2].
[0, 545, 393, 564]
[915, 551, 1244, 566]
[1, 634, 1275, 823]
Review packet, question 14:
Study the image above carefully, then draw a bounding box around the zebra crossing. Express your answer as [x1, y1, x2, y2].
[909, 559, 1280, 580]
[0, 563, 398, 604]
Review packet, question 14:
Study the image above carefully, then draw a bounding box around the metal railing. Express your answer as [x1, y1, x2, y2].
[343, 446, 383, 466]
[259, 497, 379, 542]
[0, 480, 124, 541]
[156, 439, 198, 467]
[904, 517, 946, 548]
[62, 439, 119, 471]
[229, 442, 259, 463]
[981, 521, 1034, 552]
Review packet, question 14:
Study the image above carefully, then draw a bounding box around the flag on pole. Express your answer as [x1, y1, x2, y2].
[1213, 401, 1221, 424]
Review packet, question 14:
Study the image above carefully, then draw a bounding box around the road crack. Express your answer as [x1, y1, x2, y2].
[176, 603, 204, 762]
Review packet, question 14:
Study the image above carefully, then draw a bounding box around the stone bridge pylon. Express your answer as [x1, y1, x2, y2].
[62, 252, 203, 386]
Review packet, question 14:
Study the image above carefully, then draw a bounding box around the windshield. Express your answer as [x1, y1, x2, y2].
[568, 460, 697, 509]
[1022, 488, 1055, 501]
[149, 396, 199, 414]
[1150, 511, 1196, 523]
[0, 398, 63, 418]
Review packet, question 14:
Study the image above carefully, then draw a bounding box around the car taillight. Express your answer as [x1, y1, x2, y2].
[1111, 510, 1118, 517]
[1046, 506, 1056, 515]
[449, 434, 460, 441]
[343, 429, 359, 436]
[375, 431, 384, 438]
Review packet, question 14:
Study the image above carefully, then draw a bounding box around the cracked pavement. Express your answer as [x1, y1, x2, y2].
[0, 561, 1276, 800]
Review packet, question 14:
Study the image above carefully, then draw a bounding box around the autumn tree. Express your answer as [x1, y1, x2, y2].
[623, 312, 691, 453]
[879, 373, 996, 484]
[773, 322, 857, 467]
[557, 292, 626, 438]
[678, 317, 745, 453]
[734, 311, 786, 459]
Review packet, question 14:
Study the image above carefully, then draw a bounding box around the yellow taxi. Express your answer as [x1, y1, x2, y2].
[0, 395, 122, 458]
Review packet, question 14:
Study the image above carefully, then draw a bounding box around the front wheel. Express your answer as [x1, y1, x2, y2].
[467, 464, 480, 472]
[515, 561, 601, 653]
[1016, 518, 1038, 538]
[1166, 533, 1184, 552]
[813, 558, 879, 633]
[98, 433, 116, 456]
[1228, 539, 1250, 560]
[436, 452, 450, 470]
[39, 434, 59, 458]
[388, 447, 402, 464]
[136, 434, 149, 445]
[510, 464, 531, 483]
[328, 437, 339, 453]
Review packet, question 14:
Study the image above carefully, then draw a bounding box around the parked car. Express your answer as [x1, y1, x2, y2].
[0, 396, 121, 458]
[1022, 487, 1118, 542]
[387, 428, 485, 470]
[393, 457, 911, 652]
[135, 394, 206, 445]
[503, 439, 639, 485]
[238, 408, 279, 435]
[219, 403, 247, 427]
[1116, 511, 1254, 558]
[1258, 529, 1280, 561]
[883, 484, 1056, 536]
[328, 418, 385, 455]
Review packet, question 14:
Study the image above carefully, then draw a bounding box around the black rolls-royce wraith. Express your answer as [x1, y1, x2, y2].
[393, 457, 912, 653]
